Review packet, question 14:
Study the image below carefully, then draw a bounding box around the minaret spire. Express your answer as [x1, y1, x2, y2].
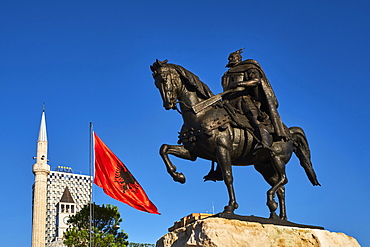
[38, 108, 47, 142]
[32, 107, 51, 247]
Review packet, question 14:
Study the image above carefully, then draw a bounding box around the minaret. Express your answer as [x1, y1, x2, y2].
[32, 109, 50, 247]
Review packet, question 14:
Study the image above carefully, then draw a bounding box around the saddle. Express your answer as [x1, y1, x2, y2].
[222, 101, 274, 134]
[178, 100, 274, 151]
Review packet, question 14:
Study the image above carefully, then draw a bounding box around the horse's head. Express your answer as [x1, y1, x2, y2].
[151, 59, 182, 110]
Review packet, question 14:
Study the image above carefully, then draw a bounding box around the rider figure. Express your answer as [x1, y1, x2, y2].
[204, 49, 288, 182]
[222, 48, 287, 149]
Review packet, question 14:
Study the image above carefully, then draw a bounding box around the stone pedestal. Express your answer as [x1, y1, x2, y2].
[156, 217, 360, 247]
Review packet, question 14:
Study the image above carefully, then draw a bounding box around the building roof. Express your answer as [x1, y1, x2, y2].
[60, 187, 75, 203]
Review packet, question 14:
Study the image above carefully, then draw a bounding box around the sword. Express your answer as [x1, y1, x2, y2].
[192, 87, 244, 114]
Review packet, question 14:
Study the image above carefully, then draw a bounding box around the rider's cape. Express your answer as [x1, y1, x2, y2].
[226, 59, 286, 139]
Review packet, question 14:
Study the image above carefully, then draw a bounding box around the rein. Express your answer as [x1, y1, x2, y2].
[174, 103, 182, 114]
[174, 100, 192, 114]
[164, 70, 193, 115]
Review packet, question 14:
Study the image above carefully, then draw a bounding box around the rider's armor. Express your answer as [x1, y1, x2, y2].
[222, 59, 287, 147]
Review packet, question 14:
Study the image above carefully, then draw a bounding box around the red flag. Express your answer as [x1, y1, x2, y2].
[93, 132, 160, 214]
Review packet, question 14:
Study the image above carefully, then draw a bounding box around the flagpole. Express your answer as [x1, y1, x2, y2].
[89, 122, 93, 247]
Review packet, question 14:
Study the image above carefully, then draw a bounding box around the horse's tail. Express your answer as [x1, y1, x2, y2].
[289, 126, 321, 186]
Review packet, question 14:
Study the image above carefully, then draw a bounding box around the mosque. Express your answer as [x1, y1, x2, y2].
[31, 110, 92, 247]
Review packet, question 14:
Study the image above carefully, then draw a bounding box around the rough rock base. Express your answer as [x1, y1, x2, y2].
[156, 217, 360, 247]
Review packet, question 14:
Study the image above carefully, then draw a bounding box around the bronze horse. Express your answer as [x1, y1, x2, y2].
[151, 59, 320, 220]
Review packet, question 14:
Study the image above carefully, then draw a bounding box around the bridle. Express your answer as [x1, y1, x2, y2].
[156, 67, 188, 114]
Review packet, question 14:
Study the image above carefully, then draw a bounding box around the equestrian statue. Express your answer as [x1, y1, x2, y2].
[151, 49, 320, 220]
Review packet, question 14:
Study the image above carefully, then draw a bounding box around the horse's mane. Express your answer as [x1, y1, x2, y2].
[151, 60, 214, 99]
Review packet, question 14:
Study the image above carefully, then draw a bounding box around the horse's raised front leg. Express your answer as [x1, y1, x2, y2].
[160, 144, 196, 184]
[215, 136, 238, 214]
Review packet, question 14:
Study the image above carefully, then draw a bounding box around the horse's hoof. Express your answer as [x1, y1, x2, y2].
[280, 215, 288, 221]
[174, 172, 186, 184]
[223, 205, 235, 214]
[269, 212, 280, 220]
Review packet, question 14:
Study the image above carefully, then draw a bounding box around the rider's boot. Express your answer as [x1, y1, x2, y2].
[204, 162, 223, 182]
[255, 125, 272, 150]
[244, 108, 272, 152]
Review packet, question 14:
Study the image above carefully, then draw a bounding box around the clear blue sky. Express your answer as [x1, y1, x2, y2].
[1, 0, 370, 246]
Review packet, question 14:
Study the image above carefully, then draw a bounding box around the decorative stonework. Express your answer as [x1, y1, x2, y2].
[156, 217, 361, 247]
